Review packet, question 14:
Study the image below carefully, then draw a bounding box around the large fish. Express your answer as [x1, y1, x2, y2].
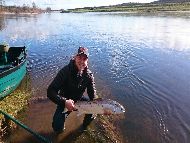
[63, 98, 125, 116]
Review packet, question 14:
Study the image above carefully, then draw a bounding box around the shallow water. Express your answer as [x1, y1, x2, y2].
[1, 12, 190, 142]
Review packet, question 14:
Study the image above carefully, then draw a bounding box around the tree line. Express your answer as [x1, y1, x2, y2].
[0, 1, 51, 14]
[155, 0, 190, 3]
[68, 1, 190, 12]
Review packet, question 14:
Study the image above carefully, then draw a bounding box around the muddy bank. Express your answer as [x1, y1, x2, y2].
[2, 98, 125, 143]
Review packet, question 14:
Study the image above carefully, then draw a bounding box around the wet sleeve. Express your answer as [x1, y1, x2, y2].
[47, 66, 68, 106]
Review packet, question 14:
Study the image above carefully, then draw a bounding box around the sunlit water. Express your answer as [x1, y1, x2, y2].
[1, 12, 190, 142]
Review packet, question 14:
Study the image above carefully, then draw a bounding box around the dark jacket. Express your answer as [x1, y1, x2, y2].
[47, 59, 96, 107]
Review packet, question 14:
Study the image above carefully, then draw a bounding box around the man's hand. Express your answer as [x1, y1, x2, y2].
[65, 99, 76, 111]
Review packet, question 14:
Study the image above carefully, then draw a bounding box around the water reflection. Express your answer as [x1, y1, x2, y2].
[0, 14, 61, 43]
[97, 12, 190, 51]
[0, 15, 5, 31]
[1, 12, 190, 143]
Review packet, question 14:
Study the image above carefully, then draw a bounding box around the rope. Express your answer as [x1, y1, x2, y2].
[0, 110, 52, 143]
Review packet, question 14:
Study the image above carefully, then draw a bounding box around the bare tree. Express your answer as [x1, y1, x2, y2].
[46, 7, 51, 13]
[0, 1, 47, 14]
[0, 0, 2, 13]
[32, 2, 36, 9]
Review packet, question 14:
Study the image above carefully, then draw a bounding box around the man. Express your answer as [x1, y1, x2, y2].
[47, 46, 96, 132]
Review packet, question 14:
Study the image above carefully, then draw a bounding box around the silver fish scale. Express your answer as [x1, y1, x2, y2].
[74, 98, 124, 115]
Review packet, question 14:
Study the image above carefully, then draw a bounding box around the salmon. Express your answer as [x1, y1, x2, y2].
[63, 98, 125, 116]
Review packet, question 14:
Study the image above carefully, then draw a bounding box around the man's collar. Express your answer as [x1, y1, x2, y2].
[77, 71, 83, 77]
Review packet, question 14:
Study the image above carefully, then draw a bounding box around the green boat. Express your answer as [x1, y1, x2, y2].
[0, 43, 28, 98]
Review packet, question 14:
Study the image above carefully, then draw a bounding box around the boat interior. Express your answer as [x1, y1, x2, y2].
[0, 44, 27, 72]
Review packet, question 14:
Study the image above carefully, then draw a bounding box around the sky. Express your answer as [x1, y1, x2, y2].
[4, 0, 155, 10]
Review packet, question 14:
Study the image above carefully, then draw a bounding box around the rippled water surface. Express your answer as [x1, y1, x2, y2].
[1, 12, 190, 142]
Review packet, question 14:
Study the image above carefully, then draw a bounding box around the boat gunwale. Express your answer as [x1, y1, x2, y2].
[0, 46, 27, 79]
[0, 58, 27, 79]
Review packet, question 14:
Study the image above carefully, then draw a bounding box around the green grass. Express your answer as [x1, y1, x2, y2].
[0, 90, 30, 120]
[68, 2, 190, 12]
[0, 89, 30, 134]
[0, 73, 32, 138]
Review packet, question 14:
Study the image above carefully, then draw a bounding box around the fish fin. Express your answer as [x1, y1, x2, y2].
[91, 114, 97, 119]
[62, 107, 68, 113]
[77, 111, 83, 116]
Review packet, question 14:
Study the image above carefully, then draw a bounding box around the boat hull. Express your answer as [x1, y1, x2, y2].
[0, 45, 28, 98]
[0, 61, 27, 98]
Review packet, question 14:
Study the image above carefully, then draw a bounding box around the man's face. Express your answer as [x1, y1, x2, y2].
[74, 54, 88, 72]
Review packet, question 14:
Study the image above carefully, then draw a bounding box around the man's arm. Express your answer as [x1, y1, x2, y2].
[87, 72, 97, 100]
[47, 67, 67, 106]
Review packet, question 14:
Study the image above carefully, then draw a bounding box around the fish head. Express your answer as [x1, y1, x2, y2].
[114, 102, 125, 114]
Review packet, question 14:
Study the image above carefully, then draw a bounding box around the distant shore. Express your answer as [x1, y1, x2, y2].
[1, 12, 39, 14]
[61, 10, 190, 13]
[64, 2, 190, 13]
[1, 10, 190, 15]
[2, 11, 190, 15]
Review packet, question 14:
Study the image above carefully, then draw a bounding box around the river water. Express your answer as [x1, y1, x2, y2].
[1, 12, 190, 143]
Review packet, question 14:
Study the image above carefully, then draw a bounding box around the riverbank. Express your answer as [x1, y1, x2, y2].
[0, 12, 42, 14]
[1, 94, 125, 143]
[0, 75, 125, 142]
[66, 2, 190, 13]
